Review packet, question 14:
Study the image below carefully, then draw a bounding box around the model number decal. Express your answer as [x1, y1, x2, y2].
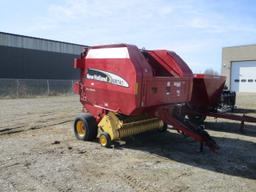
[86, 68, 129, 88]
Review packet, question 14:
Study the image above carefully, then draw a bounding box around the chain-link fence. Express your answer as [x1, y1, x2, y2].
[0, 78, 77, 98]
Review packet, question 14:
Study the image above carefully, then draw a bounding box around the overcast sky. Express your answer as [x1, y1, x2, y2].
[1, 0, 256, 73]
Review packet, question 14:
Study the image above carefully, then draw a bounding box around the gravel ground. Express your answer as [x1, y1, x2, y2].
[0, 94, 256, 192]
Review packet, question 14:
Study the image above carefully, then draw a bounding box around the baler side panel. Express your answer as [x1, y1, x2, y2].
[83, 58, 138, 115]
[144, 77, 192, 106]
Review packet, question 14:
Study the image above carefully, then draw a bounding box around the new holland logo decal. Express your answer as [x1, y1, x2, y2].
[86, 68, 129, 88]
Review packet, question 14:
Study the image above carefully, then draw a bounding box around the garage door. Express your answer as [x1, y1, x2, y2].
[231, 60, 256, 92]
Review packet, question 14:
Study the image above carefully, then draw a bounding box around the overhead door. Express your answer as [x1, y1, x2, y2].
[231, 61, 256, 92]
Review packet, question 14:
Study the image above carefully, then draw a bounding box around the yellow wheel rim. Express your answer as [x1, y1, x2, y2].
[76, 120, 86, 137]
[99, 135, 107, 146]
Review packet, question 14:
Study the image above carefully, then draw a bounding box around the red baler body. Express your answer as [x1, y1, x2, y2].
[74, 44, 193, 119]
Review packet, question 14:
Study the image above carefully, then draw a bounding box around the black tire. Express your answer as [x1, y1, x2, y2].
[99, 132, 112, 148]
[73, 113, 97, 141]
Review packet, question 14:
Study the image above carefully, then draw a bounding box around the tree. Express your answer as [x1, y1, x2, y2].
[204, 68, 219, 75]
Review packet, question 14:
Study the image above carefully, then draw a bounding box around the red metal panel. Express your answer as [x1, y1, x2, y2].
[189, 74, 226, 111]
[83, 59, 139, 115]
[143, 77, 192, 107]
[147, 50, 192, 77]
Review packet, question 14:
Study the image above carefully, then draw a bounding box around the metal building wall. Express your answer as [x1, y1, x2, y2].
[0, 32, 86, 80]
[222, 44, 256, 88]
[0, 46, 80, 79]
[0, 32, 84, 55]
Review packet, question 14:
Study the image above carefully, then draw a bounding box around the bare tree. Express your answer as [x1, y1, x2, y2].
[204, 68, 219, 75]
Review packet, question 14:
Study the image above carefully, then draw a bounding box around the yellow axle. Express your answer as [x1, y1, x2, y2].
[98, 112, 164, 141]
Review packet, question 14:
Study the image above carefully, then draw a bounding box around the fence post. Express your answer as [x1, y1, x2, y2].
[47, 80, 50, 96]
[16, 79, 19, 97]
[71, 80, 74, 93]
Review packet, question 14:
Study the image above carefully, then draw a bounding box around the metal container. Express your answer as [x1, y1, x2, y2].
[189, 74, 226, 111]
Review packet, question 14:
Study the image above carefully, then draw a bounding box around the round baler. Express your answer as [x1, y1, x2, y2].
[72, 44, 219, 151]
